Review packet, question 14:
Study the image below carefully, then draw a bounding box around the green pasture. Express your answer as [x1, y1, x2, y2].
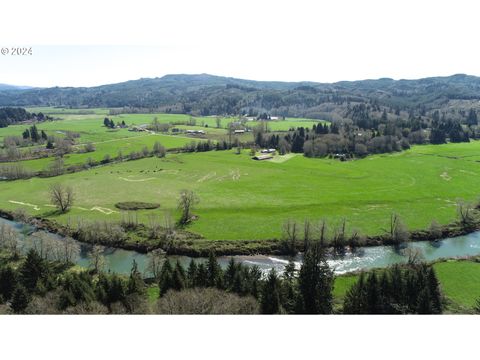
[16, 133, 202, 171]
[1, 141, 479, 243]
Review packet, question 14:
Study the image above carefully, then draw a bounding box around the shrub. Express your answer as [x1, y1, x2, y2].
[115, 202, 160, 210]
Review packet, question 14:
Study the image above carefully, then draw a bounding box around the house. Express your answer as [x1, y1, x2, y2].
[252, 154, 274, 160]
[128, 124, 149, 132]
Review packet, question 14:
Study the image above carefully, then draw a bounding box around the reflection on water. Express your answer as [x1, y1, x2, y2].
[1, 217, 480, 275]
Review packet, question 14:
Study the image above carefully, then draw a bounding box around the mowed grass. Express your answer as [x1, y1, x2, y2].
[1, 141, 480, 242]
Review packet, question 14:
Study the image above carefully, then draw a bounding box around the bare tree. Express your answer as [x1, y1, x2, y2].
[50, 183, 74, 213]
[163, 212, 175, 238]
[429, 220, 443, 239]
[457, 200, 475, 228]
[146, 249, 166, 279]
[303, 219, 311, 251]
[46, 157, 65, 177]
[318, 219, 328, 248]
[177, 190, 199, 225]
[332, 218, 347, 253]
[384, 213, 409, 246]
[32, 232, 56, 260]
[0, 223, 20, 258]
[84, 142, 95, 153]
[62, 237, 80, 264]
[348, 228, 365, 252]
[281, 219, 298, 254]
[89, 245, 105, 273]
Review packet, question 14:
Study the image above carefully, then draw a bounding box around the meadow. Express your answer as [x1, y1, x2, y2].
[1, 109, 327, 172]
[1, 139, 479, 242]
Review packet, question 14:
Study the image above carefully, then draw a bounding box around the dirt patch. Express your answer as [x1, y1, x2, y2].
[8, 200, 40, 211]
[197, 171, 216, 183]
[118, 177, 155, 182]
[90, 206, 118, 215]
[230, 169, 241, 181]
[440, 172, 451, 181]
[269, 153, 299, 163]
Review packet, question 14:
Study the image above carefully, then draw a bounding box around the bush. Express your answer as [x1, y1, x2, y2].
[155, 287, 259, 314]
[114, 202, 160, 210]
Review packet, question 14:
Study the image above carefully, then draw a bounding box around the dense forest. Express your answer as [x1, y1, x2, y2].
[2, 73, 480, 120]
[0, 107, 33, 128]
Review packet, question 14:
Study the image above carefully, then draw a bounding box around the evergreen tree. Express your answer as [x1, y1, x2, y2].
[206, 252, 222, 288]
[171, 260, 186, 291]
[366, 272, 381, 313]
[59, 272, 96, 309]
[232, 271, 244, 295]
[416, 288, 432, 314]
[281, 259, 298, 313]
[127, 260, 146, 296]
[30, 125, 39, 142]
[467, 109, 478, 126]
[108, 274, 127, 305]
[247, 265, 262, 299]
[11, 285, 30, 314]
[20, 249, 48, 292]
[195, 263, 208, 287]
[430, 127, 446, 144]
[426, 267, 442, 314]
[381, 109, 388, 122]
[225, 257, 238, 290]
[0, 266, 18, 301]
[297, 246, 334, 314]
[159, 260, 174, 296]
[260, 269, 281, 314]
[186, 259, 198, 288]
[343, 273, 367, 314]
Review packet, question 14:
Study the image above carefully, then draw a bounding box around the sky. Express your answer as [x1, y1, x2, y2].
[1, 0, 479, 87]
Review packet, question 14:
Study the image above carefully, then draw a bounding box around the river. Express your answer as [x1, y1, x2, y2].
[1, 217, 480, 276]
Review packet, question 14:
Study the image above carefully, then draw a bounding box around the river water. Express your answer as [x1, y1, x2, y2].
[1, 217, 480, 275]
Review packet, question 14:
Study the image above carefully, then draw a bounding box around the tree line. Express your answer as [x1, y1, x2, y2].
[0, 239, 448, 314]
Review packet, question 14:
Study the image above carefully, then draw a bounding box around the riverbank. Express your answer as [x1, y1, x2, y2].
[1, 207, 480, 257]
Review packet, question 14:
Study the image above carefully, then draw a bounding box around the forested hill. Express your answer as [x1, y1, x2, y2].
[1, 73, 480, 119]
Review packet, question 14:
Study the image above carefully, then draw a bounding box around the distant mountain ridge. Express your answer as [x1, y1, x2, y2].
[0, 83, 35, 91]
[1, 73, 480, 118]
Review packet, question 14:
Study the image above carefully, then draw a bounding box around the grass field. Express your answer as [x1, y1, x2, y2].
[333, 260, 480, 312]
[1, 108, 329, 172]
[1, 140, 479, 241]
